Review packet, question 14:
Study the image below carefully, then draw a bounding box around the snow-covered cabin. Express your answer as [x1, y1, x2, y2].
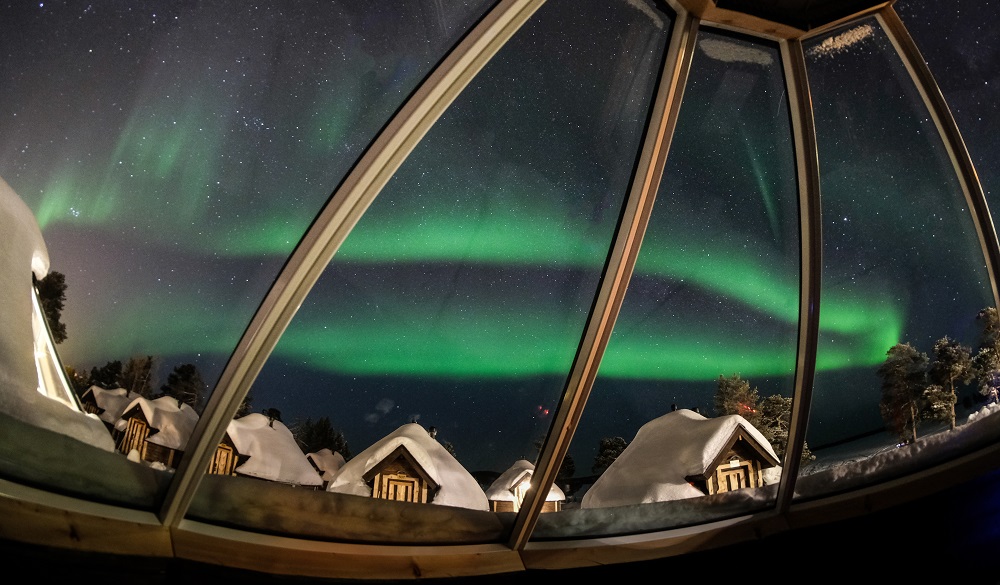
[226, 413, 323, 488]
[0, 176, 114, 452]
[307, 448, 346, 490]
[80, 386, 140, 434]
[486, 459, 565, 513]
[207, 429, 248, 476]
[115, 395, 199, 469]
[582, 409, 781, 509]
[326, 423, 489, 511]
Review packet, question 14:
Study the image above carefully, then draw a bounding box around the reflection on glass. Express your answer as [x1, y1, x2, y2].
[0, 178, 170, 508]
[796, 18, 997, 500]
[0, 1, 491, 509]
[535, 29, 799, 539]
[186, 0, 671, 542]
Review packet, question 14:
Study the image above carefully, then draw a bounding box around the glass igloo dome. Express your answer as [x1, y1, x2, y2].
[0, 0, 998, 579]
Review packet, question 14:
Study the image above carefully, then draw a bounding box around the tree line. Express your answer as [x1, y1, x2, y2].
[40, 269, 355, 460]
[876, 307, 1000, 444]
[70, 358, 355, 460]
[67, 356, 225, 413]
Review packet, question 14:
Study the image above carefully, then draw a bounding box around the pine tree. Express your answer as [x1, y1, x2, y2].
[876, 343, 928, 444]
[972, 307, 1000, 403]
[35, 271, 67, 343]
[557, 454, 575, 482]
[292, 416, 351, 459]
[592, 436, 628, 474]
[160, 363, 206, 409]
[927, 336, 973, 430]
[714, 374, 760, 427]
[922, 384, 955, 429]
[714, 375, 812, 464]
[235, 392, 254, 418]
[533, 437, 577, 480]
[118, 355, 155, 398]
[89, 360, 123, 389]
[714, 374, 762, 429]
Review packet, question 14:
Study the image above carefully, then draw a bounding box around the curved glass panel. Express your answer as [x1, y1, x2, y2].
[896, 0, 1000, 224]
[0, 1, 491, 507]
[796, 17, 998, 501]
[534, 29, 799, 539]
[186, 0, 672, 543]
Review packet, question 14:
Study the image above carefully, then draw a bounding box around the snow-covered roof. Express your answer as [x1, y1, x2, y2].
[227, 413, 323, 487]
[84, 386, 140, 425]
[307, 448, 346, 484]
[117, 395, 199, 451]
[582, 409, 780, 508]
[485, 459, 565, 503]
[326, 422, 489, 511]
[0, 176, 113, 452]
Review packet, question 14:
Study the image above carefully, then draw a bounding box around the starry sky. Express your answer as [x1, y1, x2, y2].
[1, 0, 998, 475]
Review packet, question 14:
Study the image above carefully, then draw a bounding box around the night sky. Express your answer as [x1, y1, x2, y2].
[1, 0, 998, 475]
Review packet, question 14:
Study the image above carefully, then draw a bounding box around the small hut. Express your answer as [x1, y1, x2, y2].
[79, 386, 140, 435]
[115, 395, 198, 469]
[327, 423, 489, 511]
[486, 459, 565, 513]
[582, 409, 780, 508]
[363, 444, 439, 504]
[306, 448, 347, 490]
[207, 431, 248, 476]
[225, 413, 323, 488]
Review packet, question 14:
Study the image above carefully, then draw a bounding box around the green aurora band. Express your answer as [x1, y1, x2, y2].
[24, 35, 907, 383]
[35, 145, 905, 381]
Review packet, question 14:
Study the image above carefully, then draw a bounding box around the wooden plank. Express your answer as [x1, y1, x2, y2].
[0, 491, 171, 557]
[173, 521, 524, 580]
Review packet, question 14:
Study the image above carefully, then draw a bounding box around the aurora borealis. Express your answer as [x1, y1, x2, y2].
[1, 0, 998, 477]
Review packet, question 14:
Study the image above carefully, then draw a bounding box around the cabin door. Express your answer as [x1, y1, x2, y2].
[119, 418, 149, 458]
[210, 443, 236, 475]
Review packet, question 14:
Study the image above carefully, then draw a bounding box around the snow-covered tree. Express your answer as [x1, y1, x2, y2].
[758, 394, 813, 462]
[714, 376, 812, 464]
[876, 343, 928, 444]
[927, 336, 973, 430]
[922, 384, 956, 428]
[973, 307, 1000, 403]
